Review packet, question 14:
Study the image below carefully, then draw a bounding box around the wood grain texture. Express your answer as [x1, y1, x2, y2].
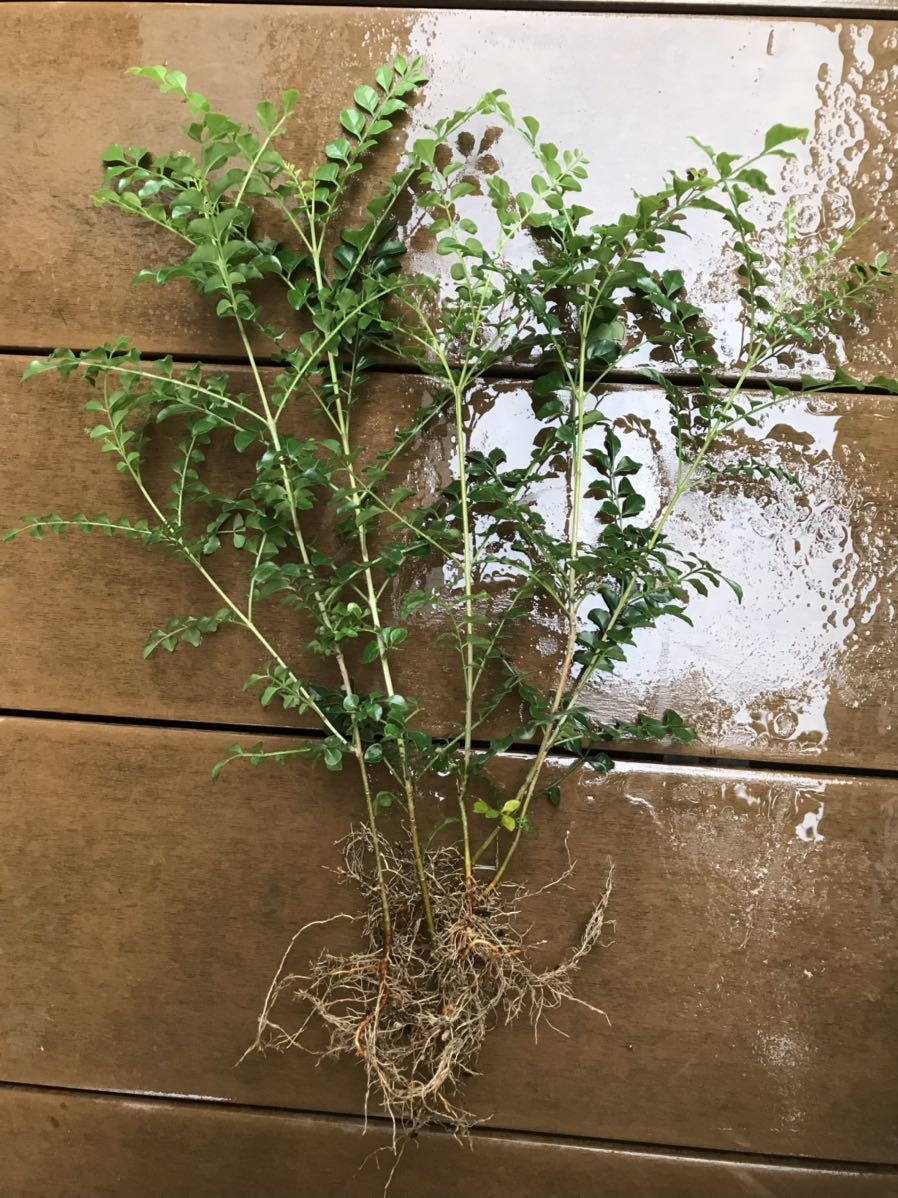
[3, 4, 898, 380]
[3, 356, 896, 769]
[1, 717, 896, 1162]
[4, 1090, 898, 1198]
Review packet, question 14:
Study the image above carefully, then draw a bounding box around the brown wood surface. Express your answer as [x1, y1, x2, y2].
[4, 1, 898, 1184]
[4, 355, 896, 769]
[4, 1089, 898, 1198]
[3, 4, 898, 381]
[1, 717, 896, 1163]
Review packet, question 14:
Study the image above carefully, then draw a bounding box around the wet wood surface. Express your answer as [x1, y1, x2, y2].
[1, 717, 896, 1163]
[3, 4, 898, 382]
[3, 355, 896, 770]
[4, 1088, 898, 1198]
[4, 3, 898, 1189]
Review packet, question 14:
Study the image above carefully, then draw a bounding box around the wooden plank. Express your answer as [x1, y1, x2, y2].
[3, 5, 898, 379]
[202, 0, 898, 11]
[1, 717, 896, 1162]
[521, 0, 898, 6]
[4, 356, 897, 770]
[3, 1090, 897, 1198]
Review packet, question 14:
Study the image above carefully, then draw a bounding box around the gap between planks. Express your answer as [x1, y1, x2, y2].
[3, 1077, 898, 1177]
[3, 348, 898, 402]
[3, 706, 898, 785]
[145, 1, 898, 20]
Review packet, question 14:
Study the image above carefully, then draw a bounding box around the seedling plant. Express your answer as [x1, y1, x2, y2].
[9, 59, 890, 1137]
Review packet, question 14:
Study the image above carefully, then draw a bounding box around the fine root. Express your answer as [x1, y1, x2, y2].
[242, 827, 613, 1137]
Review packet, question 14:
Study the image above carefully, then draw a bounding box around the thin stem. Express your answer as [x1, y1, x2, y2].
[356, 724, 394, 946]
[471, 825, 499, 866]
[247, 535, 267, 621]
[392, 184, 519, 888]
[174, 431, 199, 527]
[214, 246, 397, 943]
[486, 355, 762, 893]
[291, 198, 437, 941]
[234, 114, 290, 208]
[452, 382, 475, 886]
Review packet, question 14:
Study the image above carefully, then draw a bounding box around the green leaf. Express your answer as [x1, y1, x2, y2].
[522, 115, 540, 141]
[734, 168, 774, 196]
[354, 85, 379, 114]
[361, 639, 382, 665]
[473, 799, 498, 819]
[211, 745, 243, 782]
[400, 591, 432, 618]
[22, 358, 59, 381]
[413, 138, 437, 165]
[256, 100, 278, 131]
[592, 319, 624, 344]
[533, 370, 566, 398]
[325, 138, 352, 163]
[340, 108, 366, 137]
[725, 576, 744, 603]
[323, 745, 344, 771]
[764, 123, 808, 152]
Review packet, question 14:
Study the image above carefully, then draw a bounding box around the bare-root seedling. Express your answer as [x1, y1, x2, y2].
[245, 828, 612, 1136]
[10, 54, 891, 1154]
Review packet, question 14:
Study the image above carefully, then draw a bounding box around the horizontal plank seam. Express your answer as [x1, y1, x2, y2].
[3, 348, 896, 400]
[2, 1078, 897, 1174]
[132, 2, 898, 21]
[2, 706, 897, 783]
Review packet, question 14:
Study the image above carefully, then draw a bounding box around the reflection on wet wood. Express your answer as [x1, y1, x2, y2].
[5, 1089, 898, 1198]
[3, 357, 895, 769]
[2, 718, 896, 1162]
[3, 4, 898, 379]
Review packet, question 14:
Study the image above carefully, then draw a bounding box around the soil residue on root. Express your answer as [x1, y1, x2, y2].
[242, 827, 612, 1136]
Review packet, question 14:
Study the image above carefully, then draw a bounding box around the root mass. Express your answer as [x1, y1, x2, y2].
[244, 828, 612, 1136]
